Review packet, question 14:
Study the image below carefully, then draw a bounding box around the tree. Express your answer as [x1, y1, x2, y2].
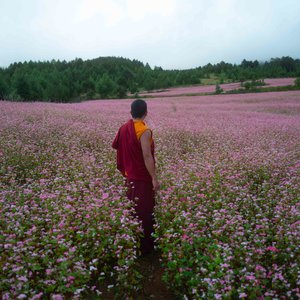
[115, 85, 127, 98]
[1, 55, 299, 102]
[0, 75, 8, 100]
[270, 56, 296, 73]
[14, 76, 31, 100]
[96, 73, 117, 98]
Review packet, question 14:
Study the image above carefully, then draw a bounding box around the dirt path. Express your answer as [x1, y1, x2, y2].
[135, 251, 176, 299]
[85, 251, 176, 299]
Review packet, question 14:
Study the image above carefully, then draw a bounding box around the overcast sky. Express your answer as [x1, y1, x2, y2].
[1, 0, 300, 69]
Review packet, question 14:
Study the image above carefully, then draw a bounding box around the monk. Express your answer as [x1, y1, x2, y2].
[112, 99, 160, 255]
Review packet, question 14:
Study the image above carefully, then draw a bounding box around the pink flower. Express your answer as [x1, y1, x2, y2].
[267, 270, 273, 278]
[58, 222, 64, 228]
[255, 265, 265, 272]
[182, 234, 189, 240]
[18, 276, 28, 282]
[102, 193, 109, 199]
[31, 292, 43, 300]
[266, 246, 278, 252]
[67, 276, 75, 282]
[239, 292, 247, 298]
[52, 295, 63, 300]
[2, 293, 10, 300]
[254, 248, 264, 254]
[46, 269, 52, 275]
[291, 220, 300, 228]
[56, 257, 67, 263]
[69, 246, 76, 253]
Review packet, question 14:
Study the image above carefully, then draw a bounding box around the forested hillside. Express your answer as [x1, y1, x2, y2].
[0, 56, 299, 102]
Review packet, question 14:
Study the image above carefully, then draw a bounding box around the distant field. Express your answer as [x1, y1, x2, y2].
[139, 77, 296, 97]
[1, 90, 300, 299]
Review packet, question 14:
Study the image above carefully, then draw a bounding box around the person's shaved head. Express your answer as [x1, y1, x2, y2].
[131, 99, 147, 118]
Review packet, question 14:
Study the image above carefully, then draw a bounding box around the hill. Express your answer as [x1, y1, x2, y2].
[0, 56, 299, 102]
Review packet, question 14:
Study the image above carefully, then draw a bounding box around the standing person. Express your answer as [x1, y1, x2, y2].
[112, 99, 160, 255]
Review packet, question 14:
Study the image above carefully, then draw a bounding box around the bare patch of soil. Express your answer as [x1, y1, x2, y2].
[134, 251, 176, 300]
[85, 251, 177, 299]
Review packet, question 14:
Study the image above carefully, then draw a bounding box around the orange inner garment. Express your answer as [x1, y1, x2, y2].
[133, 119, 150, 140]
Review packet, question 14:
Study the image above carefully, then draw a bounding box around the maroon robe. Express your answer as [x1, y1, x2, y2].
[112, 119, 155, 254]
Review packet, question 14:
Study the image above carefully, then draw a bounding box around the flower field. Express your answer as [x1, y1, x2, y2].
[139, 78, 296, 97]
[1, 90, 300, 299]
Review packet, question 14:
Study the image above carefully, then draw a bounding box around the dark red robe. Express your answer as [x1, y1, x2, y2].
[112, 119, 154, 181]
[112, 119, 155, 254]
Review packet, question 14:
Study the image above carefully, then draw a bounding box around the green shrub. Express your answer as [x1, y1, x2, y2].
[294, 78, 300, 87]
[215, 83, 223, 94]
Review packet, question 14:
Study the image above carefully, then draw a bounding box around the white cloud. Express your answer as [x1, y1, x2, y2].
[76, 0, 124, 26]
[0, 0, 299, 68]
[73, 0, 177, 26]
[126, 0, 176, 20]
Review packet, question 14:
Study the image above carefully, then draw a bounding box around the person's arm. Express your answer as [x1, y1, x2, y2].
[140, 130, 160, 191]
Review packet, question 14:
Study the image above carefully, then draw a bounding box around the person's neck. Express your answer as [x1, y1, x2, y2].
[133, 118, 144, 122]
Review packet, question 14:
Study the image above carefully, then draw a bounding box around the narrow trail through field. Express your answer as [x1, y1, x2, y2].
[135, 251, 176, 299]
[86, 251, 176, 299]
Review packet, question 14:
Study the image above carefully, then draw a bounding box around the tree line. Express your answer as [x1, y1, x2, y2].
[0, 56, 299, 102]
